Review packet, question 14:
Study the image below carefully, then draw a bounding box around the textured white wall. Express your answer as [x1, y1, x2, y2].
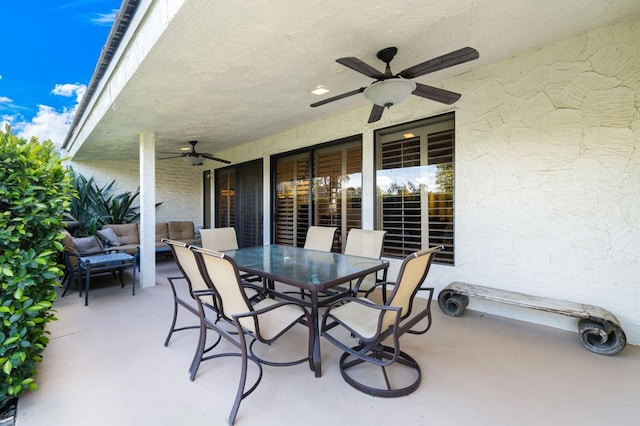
[69, 159, 204, 226]
[214, 17, 640, 343]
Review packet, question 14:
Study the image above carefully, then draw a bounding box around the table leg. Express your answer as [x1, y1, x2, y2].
[84, 263, 90, 306]
[131, 258, 136, 296]
[310, 291, 321, 377]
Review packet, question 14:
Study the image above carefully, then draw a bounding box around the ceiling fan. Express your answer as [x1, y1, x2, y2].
[159, 140, 231, 166]
[310, 46, 479, 123]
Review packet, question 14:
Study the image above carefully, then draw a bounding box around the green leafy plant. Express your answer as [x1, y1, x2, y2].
[69, 170, 140, 236]
[0, 126, 73, 409]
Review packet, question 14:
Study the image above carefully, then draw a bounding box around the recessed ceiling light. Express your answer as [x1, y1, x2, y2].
[311, 85, 330, 96]
[403, 133, 415, 138]
[180, 147, 191, 151]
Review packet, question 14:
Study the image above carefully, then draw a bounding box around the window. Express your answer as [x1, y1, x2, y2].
[273, 137, 362, 252]
[375, 113, 455, 264]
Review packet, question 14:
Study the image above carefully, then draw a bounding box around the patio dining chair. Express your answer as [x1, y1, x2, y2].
[200, 227, 239, 251]
[162, 238, 224, 381]
[200, 227, 260, 283]
[303, 226, 338, 252]
[190, 245, 313, 425]
[343, 229, 387, 295]
[321, 245, 443, 397]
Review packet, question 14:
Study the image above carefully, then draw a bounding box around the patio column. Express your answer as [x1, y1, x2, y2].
[362, 129, 375, 229]
[139, 131, 156, 288]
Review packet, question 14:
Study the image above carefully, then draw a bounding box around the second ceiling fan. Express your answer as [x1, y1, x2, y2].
[159, 140, 231, 166]
[311, 46, 479, 123]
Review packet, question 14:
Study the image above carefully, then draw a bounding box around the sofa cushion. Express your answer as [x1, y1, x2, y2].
[97, 227, 122, 246]
[72, 236, 104, 254]
[61, 229, 76, 253]
[168, 221, 195, 241]
[103, 224, 139, 245]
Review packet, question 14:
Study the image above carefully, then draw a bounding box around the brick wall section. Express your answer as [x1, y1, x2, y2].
[70, 159, 203, 226]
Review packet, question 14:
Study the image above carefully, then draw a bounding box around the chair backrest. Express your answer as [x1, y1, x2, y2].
[304, 226, 338, 252]
[190, 246, 256, 333]
[200, 227, 239, 251]
[162, 239, 210, 297]
[168, 221, 196, 241]
[382, 246, 442, 328]
[343, 229, 386, 259]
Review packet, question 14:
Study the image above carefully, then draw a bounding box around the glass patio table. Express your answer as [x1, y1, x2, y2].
[222, 244, 389, 377]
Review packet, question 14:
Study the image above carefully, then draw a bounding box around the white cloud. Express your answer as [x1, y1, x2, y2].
[9, 83, 86, 147]
[0, 96, 12, 103]
[91, 9, 118, 25]
[52, 83, 86, 103]
[14, 105, 74, 147]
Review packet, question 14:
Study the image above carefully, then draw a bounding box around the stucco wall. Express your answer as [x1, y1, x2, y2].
[215, 17, 640, 343]
[69, 159, 204, 226]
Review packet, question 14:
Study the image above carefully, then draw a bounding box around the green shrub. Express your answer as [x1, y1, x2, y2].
[0, 126, 73, 408]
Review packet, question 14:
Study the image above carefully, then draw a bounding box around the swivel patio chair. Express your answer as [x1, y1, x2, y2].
[321, 245, 443, 397]
[190, 245, 313, 425]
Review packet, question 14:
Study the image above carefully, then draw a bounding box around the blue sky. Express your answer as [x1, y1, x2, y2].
[1, 0, 121, 146]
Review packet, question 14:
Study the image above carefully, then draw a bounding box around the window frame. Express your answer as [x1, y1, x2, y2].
[374, 112, 455, 265]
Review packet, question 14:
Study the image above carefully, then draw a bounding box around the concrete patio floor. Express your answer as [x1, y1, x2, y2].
[15, 258, 640, 426]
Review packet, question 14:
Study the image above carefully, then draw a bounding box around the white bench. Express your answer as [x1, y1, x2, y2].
[438, 282, 626, 355]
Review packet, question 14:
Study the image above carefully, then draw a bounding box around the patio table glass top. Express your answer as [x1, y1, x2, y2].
[221, 244, 388, 291]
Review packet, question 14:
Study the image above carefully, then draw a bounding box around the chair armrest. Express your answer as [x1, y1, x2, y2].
[232, 299, 310, 343]
[322, 297, 401, 342]
[233, 299, 307, 319]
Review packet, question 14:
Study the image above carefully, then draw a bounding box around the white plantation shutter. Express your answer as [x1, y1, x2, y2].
[274, 137, 362, 252]
[376, 113, 455, 265]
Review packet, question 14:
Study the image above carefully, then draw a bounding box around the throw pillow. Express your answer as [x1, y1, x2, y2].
[97, 228, 123, 246]
[72, 236, 104, 254]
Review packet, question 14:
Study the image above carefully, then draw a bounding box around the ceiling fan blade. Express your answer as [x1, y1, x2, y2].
[412, 83, 461, 105]
[310, 87, 365, 107]
[336, 57, 385, 79]
[367, 104, 385, 123]
[158, 155, 183, 160]
[399, 47, 479, 79]
[200, 153, 232, 164]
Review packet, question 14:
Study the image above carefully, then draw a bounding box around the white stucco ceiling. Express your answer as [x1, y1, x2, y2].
[67, 0, 640, 161]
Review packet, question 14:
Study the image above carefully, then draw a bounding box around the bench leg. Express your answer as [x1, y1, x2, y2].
[578, 319, 626, 356]
[438, 290, 469, 317]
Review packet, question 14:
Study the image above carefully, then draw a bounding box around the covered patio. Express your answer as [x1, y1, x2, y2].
[15, 261, 640, 425]
[52, 1, 640, 421]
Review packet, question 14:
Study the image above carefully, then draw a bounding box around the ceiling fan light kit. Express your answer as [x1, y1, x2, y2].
[311, 46, 479, 122]
[183, 155, 204, 166]
[363, 78, 416, 107]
